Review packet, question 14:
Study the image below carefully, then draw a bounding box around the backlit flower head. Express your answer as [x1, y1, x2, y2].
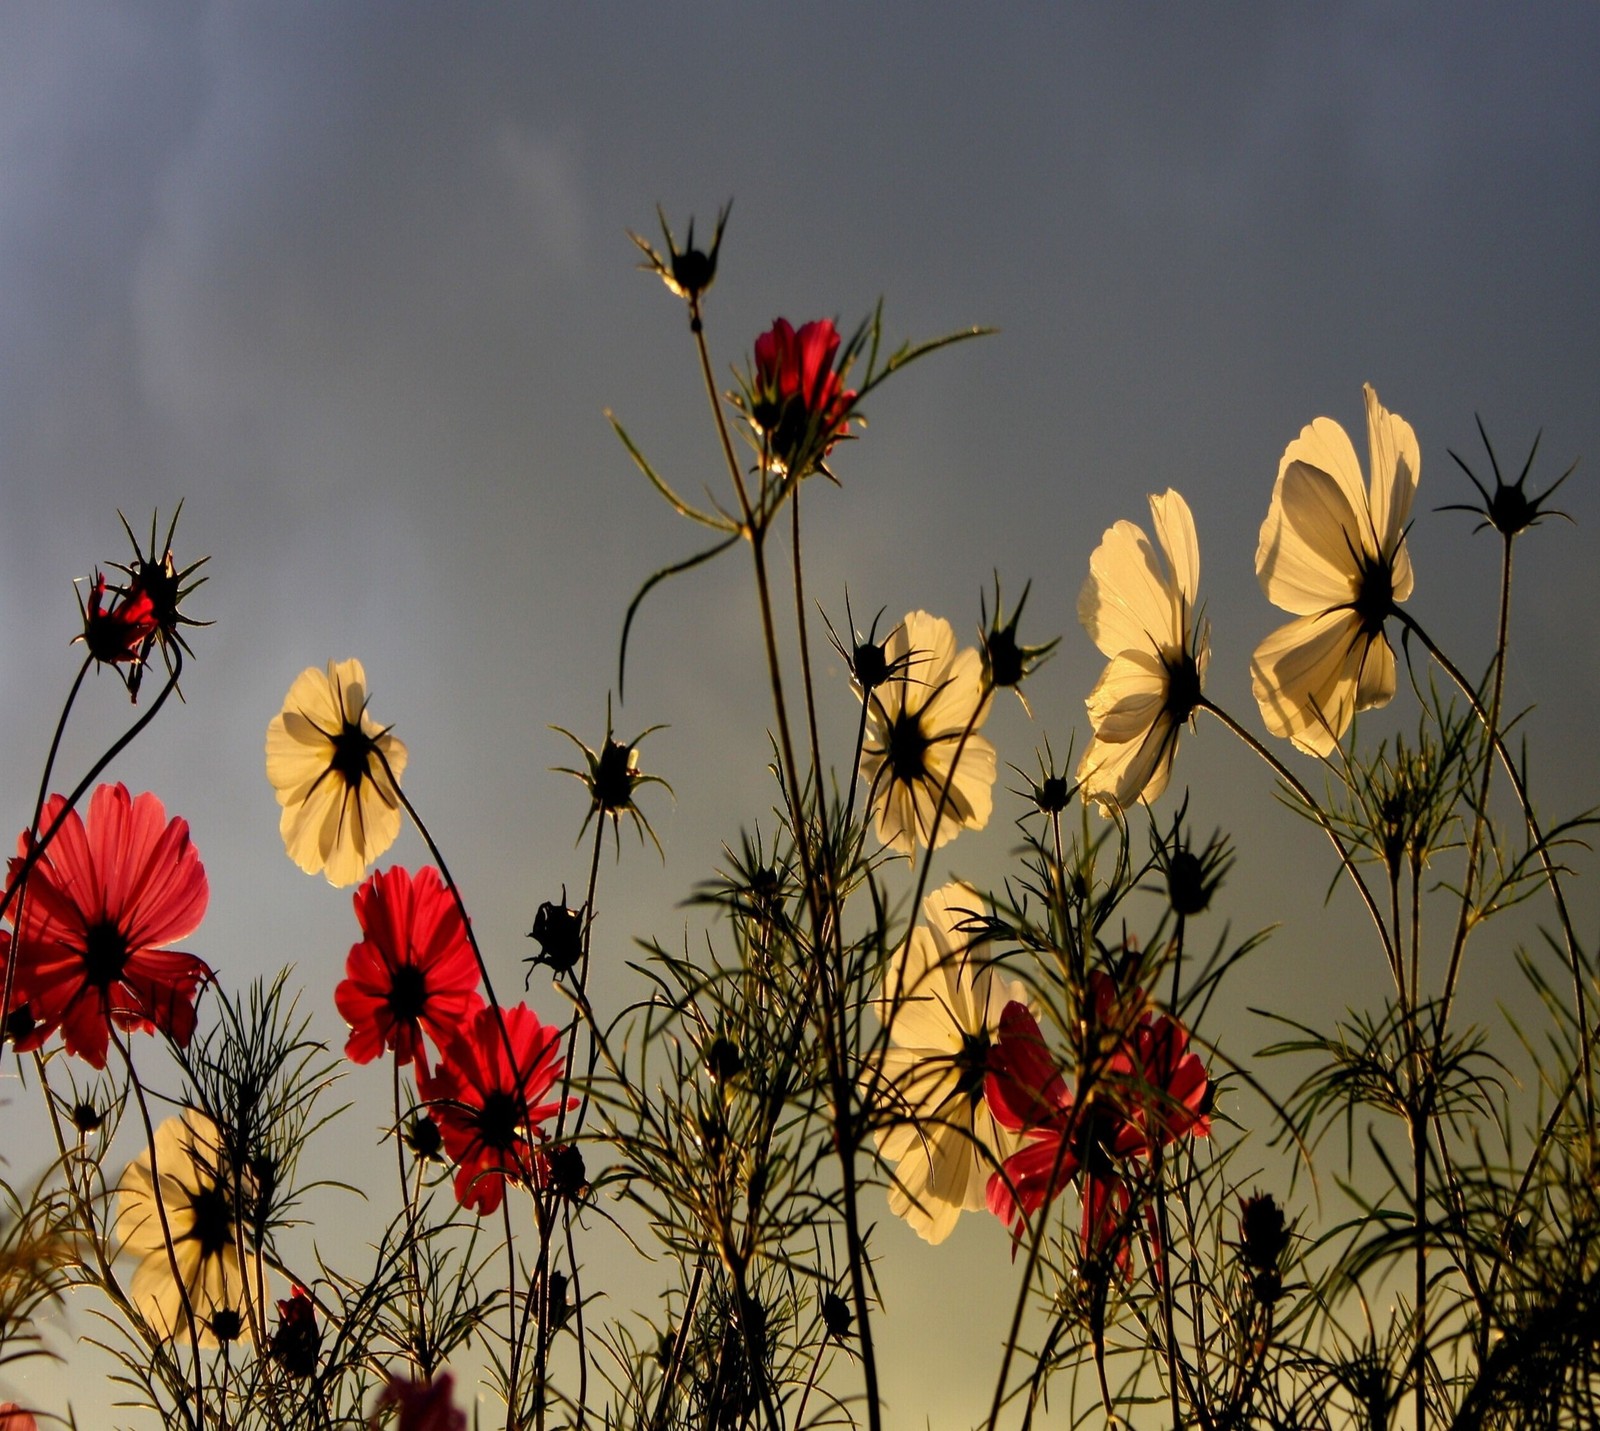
[1077, 489, 1207, 810]
[745, 317, 858, 478]
[7, 783, 211, 1069]
[417, 1002, 568, 1215]
[335, 865, 483, 1074]
[115, 1109, 262, 1345]
[873, 883, 1029, 1243]
[858, 610, 996, 855]
[266, 658, 408, 887]
[75, 570, 158, 698]
[1252, 385, 1418, 755]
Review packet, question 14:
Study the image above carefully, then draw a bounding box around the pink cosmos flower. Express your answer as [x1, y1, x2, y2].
[370, 1371, 466, 1431]
[6, 784, 210, 1068]
[750, 317, 856, 475]
[335, 866, 483, 1074]
[417, 1002, 568, 1214]
[985, 976, 1210, 1272]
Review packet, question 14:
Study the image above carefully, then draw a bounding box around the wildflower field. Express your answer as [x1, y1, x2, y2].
[3, 11, 1598, 1431]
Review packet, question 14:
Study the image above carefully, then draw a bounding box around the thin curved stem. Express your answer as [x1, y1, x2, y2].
[1199, 698, 1399, 988]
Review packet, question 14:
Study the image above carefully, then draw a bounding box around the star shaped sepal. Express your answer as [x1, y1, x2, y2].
[1440, 415, 1576, 539]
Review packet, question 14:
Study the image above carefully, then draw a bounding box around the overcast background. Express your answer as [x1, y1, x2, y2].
[3, 5, 1598, 1426]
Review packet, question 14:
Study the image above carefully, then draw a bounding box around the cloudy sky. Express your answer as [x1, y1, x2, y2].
[4, 4, 1598, 1425]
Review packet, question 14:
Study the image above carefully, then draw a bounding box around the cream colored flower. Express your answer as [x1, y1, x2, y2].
[873, 883, 1028, 1243]
[1252, 385, 1419, 755]
[115, 1110, 263, 1345]
[266, 658, 408, 887]
[858, 612, 995, 855]
[1076, 489, 1206, 810]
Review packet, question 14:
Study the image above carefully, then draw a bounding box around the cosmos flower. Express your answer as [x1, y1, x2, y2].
[1076, 490, 1206, 810]
[7, 784, 211, 1069]
[76, 570, 158, 694]
[417, 1003, 568, 1215]
[985, 977, 1210, 1270]
[858, 611, 996, 855]
[115, 1109, 262, 1345]
[335, 866, 483, 1074]
[0, 1404, 38, 1431]
[266, 659, 409, 887]
[872, 883, 1029, 1244]
[370, 1371, 467, 1431]
[1252, 385, 1419, 755]
[749, 318, 857, 476]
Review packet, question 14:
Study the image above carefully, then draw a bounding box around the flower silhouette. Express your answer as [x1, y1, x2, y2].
[1252, 385, 1418, 755]
[266, 659, 408, 886]
[1076, 489, 1206, 809]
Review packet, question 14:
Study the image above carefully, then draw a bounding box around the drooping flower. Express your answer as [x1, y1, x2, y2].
[269, 1285, 321, 1377]
[858, 611, 996, 855]
[115, 1109, 262, 1345]
[1252, 385, 1419, 755]
[417, 1003, 568, 1214]
[370, 1371, 468, 1431]
[266, 659, 408, 887]
[749, 318, 857, 476]
[6, 784, 211, 1069]
[1076, 489, 1207, 810]
[872, 883, 1029, 1244]
[76, 570, 159, 695]
[335, 866, 483, 1073]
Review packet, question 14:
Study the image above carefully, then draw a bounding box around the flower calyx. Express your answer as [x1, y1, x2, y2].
[526, 888, 585, 979]
[980, 577, 1059, 709]
[629, 202, 731, 324]
[1442, 416, 1575, 540]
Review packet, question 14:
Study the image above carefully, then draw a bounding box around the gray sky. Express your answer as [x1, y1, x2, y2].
[4, 5, 1598, 1425]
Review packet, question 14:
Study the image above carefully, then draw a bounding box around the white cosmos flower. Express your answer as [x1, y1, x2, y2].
[873, 883, 1029, 1244]
[858, 611, 996, 855]
[1076, 489, 1206, 810]
[266, 658, 408, 887]
[115, 1110, 263, 1345]
[1252, 385, 1418, 755]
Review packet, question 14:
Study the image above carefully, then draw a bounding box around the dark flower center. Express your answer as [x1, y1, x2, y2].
[386, 963, 428, 1022]
[1166, 850, 1210, 917]
[474, 1089, 525, 1154]
[886, 708, 930, 783]
[594, 740, 638, 811]
[82, 920, 131, 988]
[853, 640, 890, 692]
[188, 1182, 235, 1258]
[1163, 650, 1203, 723]
[1352, 558, 1395, 635]
[1034, 774, 1070, 814]
[953, 1027, 992, 1102]
[329, 722, 375, 785]
[985, 628, 1025, 688]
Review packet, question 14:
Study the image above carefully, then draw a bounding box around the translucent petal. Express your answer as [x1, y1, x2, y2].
[1250, 609, 1365, 755]
[1363, 383, 1420, 569]
[1258, 461, 1364, 614]
[1148, 489, 1199, 610]
[1079, 519, 1176, 660]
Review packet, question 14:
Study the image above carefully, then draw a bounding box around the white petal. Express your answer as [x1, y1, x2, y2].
[1251, 609, 1366, 755]
[1258, 460, 1365, 615]
[1148, 489, 1199, 610]
[1079, 519, 1176, 660]
[1363, 384, 1420, 575]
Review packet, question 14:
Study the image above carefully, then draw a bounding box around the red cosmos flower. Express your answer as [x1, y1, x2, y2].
[416, 1002, 568, 1214]
[750, 317, 856, 475]
[370, 1370, 466, 1431]
[0, 1402, 40, 1431]
[6, 784, 210, 1069]
[985, 979, 1210, 1272]
[334, 866, 483, 1074]
[76, 571, 159, 685]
